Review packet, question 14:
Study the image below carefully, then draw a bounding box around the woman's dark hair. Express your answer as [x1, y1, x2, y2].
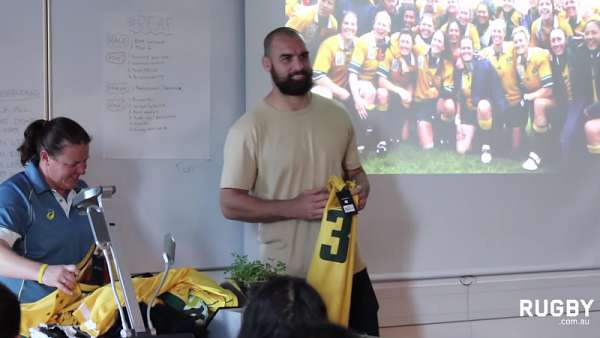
[291, 322, 359, 338]
[17, 117, 91, 166]
[0, 283, 20, 338]
[237, 275, 328, 338]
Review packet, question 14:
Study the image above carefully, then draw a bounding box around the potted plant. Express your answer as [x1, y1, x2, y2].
[224, 253, 286, 298]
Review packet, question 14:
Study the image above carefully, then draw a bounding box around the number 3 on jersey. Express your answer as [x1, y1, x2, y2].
[319, 209, 352, 263]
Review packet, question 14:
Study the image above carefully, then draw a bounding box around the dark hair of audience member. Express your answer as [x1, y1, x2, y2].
[17, 117, 91, 166]
[0, 283, 20, 338]
[291, 322, 360, 338]
[237, 275, 328, 338]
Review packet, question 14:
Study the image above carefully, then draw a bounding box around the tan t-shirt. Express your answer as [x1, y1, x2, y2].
[220, 94, 364, 277]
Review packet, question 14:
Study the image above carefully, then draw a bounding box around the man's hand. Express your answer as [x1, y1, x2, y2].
[347, 167, 370, 211]
[291, 188, 329, 220]
[351, 185, 368, 211]
[42, 264, 79, 294]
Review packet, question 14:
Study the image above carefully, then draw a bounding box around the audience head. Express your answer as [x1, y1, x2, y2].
[292, 322, 360, 338]
[0, 283, 20, 338]
[237, 275, 328, 338]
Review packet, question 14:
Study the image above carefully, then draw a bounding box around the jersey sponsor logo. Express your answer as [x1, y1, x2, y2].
[367, 47, 377, 60]
[46, 209, 56, 221]
[335, 51, 345, 66]
[392, 58, 400, 72]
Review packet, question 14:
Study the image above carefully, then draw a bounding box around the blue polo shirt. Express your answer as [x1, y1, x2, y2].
[0, 161, 94, 303]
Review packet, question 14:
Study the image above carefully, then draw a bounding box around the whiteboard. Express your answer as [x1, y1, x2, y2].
[0, 0, 44, 181]
[52, 0, 244, 273]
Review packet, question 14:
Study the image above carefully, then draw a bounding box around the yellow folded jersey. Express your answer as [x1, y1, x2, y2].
[20, 267, 238, 337]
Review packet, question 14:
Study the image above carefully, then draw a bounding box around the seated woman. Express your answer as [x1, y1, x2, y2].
[0, 117, 94, 303]
[237, 275, 328, 338]
[578, 20, 600, 158]
[512, 26, 555, 170]
[454, 37, 508, 162]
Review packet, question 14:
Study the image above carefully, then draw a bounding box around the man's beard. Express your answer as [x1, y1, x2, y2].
[271, 68, 314, 96]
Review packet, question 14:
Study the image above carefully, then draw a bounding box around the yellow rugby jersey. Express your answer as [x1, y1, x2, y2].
[530, 16, 573, 50]
[559, 11, 587, 36]
[349, 32, 389, 82]
[20, 268, 238, 337]
[414, 51, 454, 102]
[307, 176, 358, 327]
[440, 22, 481, 51]
[313, 34, 357, 88]
[378, 32, 417, 88]
[515, 47, 553, 93]
[286, 5, 338, 40]
[480, 42, 522, 106]
[413, 34, 430, 56]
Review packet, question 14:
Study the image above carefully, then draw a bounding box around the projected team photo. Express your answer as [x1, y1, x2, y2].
[283, 0, 600, 174]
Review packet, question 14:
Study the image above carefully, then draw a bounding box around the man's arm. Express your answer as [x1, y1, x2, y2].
[220, 188, 329, 223]
[0, 239, 78, 294]
[345, 166, 370, 211]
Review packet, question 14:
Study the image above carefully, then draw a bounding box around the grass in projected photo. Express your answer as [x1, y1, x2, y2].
[361, 143, 537, 174]
[283, 0, 600, 174]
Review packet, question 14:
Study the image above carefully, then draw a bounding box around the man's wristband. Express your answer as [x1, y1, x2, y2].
[37, 264, 49, 284]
